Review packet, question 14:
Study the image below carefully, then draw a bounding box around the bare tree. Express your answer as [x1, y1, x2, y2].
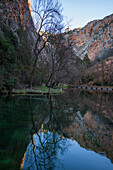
[44, 33, 74, 87]
[29, 0, 63, 88]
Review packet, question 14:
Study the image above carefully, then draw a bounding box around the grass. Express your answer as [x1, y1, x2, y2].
[57, 84, 68, 89]
[12, 90, 26, 94]
[0, 90, 8, 94]
[34, 86, 64, 93]
[0, 84, 68, 95]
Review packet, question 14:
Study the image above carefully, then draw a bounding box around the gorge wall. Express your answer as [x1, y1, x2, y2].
[65, 14, 113, 60]
[0, 0, 38, 88]
[0, 0, 36, 52]
[1, 2, 113, 62]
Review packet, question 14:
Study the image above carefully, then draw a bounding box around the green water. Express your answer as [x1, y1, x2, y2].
[0, 90, 113, 170]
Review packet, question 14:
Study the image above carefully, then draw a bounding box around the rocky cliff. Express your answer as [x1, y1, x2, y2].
[65, 14, 113, 60]
[0, 0, 38, 88]
[0, 0, 36, 52]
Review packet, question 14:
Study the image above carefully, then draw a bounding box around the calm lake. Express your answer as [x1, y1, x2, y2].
[0, 90, 113, 170]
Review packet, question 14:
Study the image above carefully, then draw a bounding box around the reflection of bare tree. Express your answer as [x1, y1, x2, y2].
[21, 91, 113, 168]
[29, 95, 75, 137]
[21, 96, 71, 169]
[22, 130, 69, 169]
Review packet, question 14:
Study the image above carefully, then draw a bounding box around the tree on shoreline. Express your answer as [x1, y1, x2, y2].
[45, 33, 74, 87]
[29, 0, 63, 88]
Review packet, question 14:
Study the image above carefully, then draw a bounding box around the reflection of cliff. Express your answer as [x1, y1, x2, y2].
[65, 90, 113, 121]
[63, 110, 113, 163]
[29, 91, 113, 163]
[78, 91, 113, 121]
[1, 93, 112, 168]
[62, 91, 113, 162]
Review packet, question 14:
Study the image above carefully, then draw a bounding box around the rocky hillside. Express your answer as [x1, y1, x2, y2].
[65, 14, 113, 60]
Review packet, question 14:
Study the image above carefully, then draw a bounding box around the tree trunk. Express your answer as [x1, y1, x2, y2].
[46, 73, 53, 87]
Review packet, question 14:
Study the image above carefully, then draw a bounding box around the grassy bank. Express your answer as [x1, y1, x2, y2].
[0, 85, 68, 95]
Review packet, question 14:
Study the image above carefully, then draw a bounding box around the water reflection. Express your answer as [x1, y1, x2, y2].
[22, 130, 69, 169]
[0, 91, 113, 169]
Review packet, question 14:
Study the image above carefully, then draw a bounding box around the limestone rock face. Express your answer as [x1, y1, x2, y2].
[0, 0, 36, 52]
[65, 14, 113, 60]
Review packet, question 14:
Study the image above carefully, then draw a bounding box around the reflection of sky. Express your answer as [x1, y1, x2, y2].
[22, 131, 113, 170]
[22, 131, 70, 169]
[57, 140, 113, 170]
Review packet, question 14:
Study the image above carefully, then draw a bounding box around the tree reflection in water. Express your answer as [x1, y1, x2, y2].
[22, 130, 69, 169]
[21, 95, 73, 169]
[20, 91, 113, 169]
[1, 91, 113, 169]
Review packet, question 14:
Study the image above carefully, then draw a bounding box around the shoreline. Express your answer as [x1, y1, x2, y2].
[0, 86, 66, 95]
[1, 85, 113, 95]
[70, 85, 113, 92]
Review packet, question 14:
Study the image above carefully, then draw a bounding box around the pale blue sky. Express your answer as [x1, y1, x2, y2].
[60, 0, 113, 29]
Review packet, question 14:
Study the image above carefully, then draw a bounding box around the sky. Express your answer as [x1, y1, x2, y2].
[60, 0, 113, 29]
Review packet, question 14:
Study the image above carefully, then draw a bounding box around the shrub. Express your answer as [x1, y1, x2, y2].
[5, 77, 18, 92]
[93, 82, 101, 86]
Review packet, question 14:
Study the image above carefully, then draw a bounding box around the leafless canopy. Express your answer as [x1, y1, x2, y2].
[32, 0, 63, 34]
[29, 0, 63, 88]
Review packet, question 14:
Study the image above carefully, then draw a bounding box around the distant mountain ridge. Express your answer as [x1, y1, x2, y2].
[65, 14, 113, 60]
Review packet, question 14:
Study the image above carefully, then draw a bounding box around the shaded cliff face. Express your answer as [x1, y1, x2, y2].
[65, 14, 113, 60]
[0, 0, 38, 87]
[0, 0, 36, 50]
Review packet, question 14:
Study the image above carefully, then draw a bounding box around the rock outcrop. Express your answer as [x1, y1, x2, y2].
[0, 0, 36, 52]
[65, 14, 113, 60]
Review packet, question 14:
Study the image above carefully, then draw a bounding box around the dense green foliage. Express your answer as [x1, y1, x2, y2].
[2, 24, 18, 48]
[0, 25, 33, 92]
[0, 34, 18, 92]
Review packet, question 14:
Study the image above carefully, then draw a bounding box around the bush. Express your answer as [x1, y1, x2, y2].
[93, 82, 101, 86]
[0, 34, 17, 68]
[5, 77, 18, 92]
[81, 74, 94, 84]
